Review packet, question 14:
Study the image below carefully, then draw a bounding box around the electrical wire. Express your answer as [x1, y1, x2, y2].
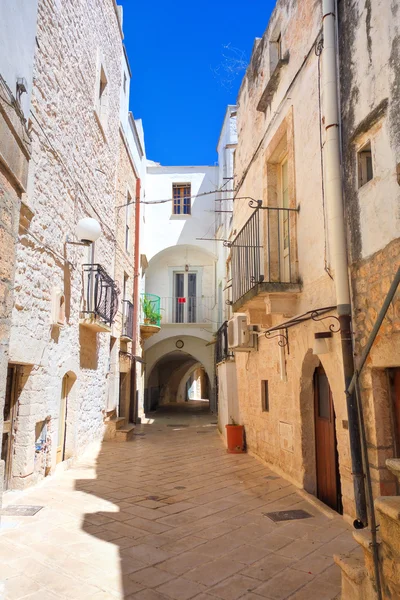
[116, 187, 236, 209]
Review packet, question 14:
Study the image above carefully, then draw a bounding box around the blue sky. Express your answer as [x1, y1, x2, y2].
[120, 0, 275, 165]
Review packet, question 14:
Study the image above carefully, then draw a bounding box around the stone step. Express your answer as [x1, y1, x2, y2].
[110, 417, 127, 431]
[334, 548, 367, 586]
[115, 424, 135, 442]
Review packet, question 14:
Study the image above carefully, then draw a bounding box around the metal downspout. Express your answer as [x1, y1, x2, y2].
[321, 0, 367, 526]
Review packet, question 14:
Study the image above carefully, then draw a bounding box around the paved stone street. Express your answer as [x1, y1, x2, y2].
[0, 402, 357, 599]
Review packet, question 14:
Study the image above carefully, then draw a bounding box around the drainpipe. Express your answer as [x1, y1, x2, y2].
[130, 177, 141, 423]
[322, 0, 367, 527]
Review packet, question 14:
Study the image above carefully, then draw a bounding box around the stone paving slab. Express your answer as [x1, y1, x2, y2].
[0, 401, 354, 599]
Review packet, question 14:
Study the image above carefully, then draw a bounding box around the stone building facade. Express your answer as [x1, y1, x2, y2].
[226, 0, 399, 527]
[226, 0, 362, 521]
[4, 0, 128, 489]
[338, 0, 400, 501]
[0, 2, 39, 494]
[142, 164, 218, 413]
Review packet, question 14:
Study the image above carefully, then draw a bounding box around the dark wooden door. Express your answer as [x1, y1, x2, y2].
[314, 366, 341, 512]
[391, 368, 400, 455]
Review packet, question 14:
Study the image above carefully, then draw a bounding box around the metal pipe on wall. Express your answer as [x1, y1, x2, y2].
[321, 0, 367, 526]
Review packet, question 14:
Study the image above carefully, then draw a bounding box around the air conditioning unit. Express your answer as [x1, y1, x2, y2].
[51, 288, 65, 326]
[228, 314, 257, 351]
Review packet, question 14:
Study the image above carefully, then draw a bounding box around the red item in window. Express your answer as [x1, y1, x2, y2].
[178, 297, 186, 303]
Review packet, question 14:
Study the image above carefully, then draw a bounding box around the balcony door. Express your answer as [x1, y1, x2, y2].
[279, 158, 290, 282]
[174, 272, 197, 323]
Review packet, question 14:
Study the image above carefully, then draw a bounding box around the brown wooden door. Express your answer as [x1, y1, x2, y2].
[391, 368, 400, 455]
[314, 366, 341, 512]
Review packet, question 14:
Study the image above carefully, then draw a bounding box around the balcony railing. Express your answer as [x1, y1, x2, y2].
[121, 299, 134, 340]
[215, 321, 233, 364]
[82, 264, 119, 326]
[159, 296, 214, 324]
[140, 293, 161, 327]
[229, 206, 298, 305]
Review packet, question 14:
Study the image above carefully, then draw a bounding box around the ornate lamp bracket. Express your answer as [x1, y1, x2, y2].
[311, 311, 341, 333]
[265, 328, 289, 353]
[248, 199, 263, 209]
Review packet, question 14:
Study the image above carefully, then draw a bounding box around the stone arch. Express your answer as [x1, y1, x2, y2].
[299, 348, 320, 495]
[299, 347, 345, 507]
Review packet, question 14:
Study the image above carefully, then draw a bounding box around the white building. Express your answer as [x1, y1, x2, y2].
[141, 164, 219, 412]
[214, 106, 240, 439]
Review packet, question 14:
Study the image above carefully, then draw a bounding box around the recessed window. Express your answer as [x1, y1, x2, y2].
[358, 141, 373, 188]
[173, 183, 191, 215]
[125, 190, 132, 253]
[123, 72, 127, 93]
[95, 55, 109, 133]
[270, 31, 283, 74]
[276, 33, 282, 61]
[261, 380, 269, 412]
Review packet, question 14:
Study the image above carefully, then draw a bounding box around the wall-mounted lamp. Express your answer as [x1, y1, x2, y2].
[185, 264, 189, 272]
[313, 331, 332, 356]
[66, 217, 102, 246]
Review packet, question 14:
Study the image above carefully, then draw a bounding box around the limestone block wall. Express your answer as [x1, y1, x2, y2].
[7, 0, 123, 489]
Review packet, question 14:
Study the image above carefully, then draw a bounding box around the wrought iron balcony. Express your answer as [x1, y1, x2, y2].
[228, 204, 299, 309]
[121, 299, 134, 340]
[81, 264, 119, 329]
[159, 296, 214, 324]
[215, 321, 233, 364]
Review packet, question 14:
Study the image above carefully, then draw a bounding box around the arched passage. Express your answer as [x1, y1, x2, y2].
[145, 335, 215, 413]
[145, 347, 212, 413]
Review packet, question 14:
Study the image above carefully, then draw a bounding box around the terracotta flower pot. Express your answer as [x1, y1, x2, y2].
[225, 424, 245, 453]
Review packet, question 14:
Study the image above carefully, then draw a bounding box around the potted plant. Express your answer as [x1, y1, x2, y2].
[142, 297, 161, 326]
[225, 417, 245, 454]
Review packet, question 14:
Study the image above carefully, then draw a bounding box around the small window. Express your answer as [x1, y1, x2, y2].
[261, 380, 269, 412]
[276, 33, 282, 61]
[358, 141, 373, 188]
[173, 184, 191, 215]
[123, 72, 127, 93]
[125, 191, 132, 253]
[95, 60, 109, 132]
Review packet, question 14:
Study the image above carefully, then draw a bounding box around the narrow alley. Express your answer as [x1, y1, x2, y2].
[0, 401, 356, 600]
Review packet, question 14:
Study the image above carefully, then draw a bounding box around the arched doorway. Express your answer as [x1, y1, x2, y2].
[57, 373, 76, 464]
[314, 365, 342, 513]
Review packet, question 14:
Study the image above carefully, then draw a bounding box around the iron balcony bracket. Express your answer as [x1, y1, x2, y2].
[248, 198, 300, 212]
[264, 327, 290, 354]
[310, 311, 341, 333]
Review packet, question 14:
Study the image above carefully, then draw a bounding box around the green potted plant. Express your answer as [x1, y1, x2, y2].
[142, 297, 161, 326]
